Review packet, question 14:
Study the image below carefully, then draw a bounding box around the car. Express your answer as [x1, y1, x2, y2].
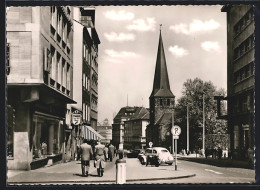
[139, 147, 174, 166]
[127, 149, 143, 158]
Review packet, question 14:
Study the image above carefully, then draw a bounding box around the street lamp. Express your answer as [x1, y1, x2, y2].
[187, 104, 189, 154]
[202, 92, 205, 156]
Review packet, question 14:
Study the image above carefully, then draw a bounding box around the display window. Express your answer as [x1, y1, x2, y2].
[32, 115, 64, 160]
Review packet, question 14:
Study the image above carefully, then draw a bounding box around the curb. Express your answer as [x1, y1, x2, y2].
[8, 174, 196, 184]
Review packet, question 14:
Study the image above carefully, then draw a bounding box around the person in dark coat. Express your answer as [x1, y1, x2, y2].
[108, 144, 115, 162]
[79, 139, 93, 177]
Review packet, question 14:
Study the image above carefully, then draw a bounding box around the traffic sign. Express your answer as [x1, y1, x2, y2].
[173, 135, 179, 139]
[149, 142, 153, 148]
[171, 125, 181, 136]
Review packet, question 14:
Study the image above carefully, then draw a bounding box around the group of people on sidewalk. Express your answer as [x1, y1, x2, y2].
[78, 139, 116, 177]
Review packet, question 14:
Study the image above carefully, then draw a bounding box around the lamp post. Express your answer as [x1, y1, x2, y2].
[187, 104, 189, 154]
[202, 93, 205, 155]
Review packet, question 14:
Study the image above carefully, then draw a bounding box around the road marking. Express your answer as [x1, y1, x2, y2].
[205, 169, 223, 175]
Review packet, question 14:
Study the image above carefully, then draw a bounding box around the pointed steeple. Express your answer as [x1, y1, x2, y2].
[150, 27, 174, 98]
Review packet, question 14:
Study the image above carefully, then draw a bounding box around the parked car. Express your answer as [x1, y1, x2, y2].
[139, 147, 174, 166]
[127, 149, 143, 158]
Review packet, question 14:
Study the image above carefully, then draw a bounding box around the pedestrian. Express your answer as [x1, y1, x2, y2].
[104, 144, 109, 161]
[217, 146, 223, 160]
[79, 139, 93, 177]
[94, 140, 106, 177]
[108, 143, 115, 162]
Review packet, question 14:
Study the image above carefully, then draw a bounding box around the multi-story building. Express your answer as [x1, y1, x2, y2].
[112, 106, 140, 149]
[64, 7, 101, 161]
[146, 30, 175, 148]
[6, 6, 75, 170]
[124, 107, 149, 149]
[97, 119, 112, 144]
[221, 5, 254, 161]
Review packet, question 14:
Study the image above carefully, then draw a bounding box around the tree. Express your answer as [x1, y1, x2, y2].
[175, 78, 228, 152]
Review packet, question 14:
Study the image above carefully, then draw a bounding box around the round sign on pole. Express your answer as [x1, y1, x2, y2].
[171, 125, 181, 136]
[149, 142, 153, 148]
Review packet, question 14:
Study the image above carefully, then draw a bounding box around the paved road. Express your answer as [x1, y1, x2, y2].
[127, 159, 255, 184]
[7, 157, 255, 184]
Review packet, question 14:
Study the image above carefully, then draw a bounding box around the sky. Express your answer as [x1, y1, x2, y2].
[95, 5, 227, 124]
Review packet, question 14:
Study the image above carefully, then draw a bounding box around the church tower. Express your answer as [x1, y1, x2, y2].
[147, 28, 175, 147]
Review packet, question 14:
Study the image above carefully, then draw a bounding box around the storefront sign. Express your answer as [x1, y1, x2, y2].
[72, 114, 81, 125]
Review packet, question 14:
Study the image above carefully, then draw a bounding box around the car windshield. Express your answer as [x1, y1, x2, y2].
[160, 149, 168, 153]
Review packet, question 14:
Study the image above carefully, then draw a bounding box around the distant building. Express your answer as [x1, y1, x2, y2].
[112, 106, 140, 149]
[124, 107, 149, 149]
[146, 30, 175, 149]
[220, 5, 254, 161]
[97, 119, 112, 144]
[6, 7, 75, 170]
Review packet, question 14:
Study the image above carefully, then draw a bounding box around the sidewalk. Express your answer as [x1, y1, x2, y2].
[7, 157, 196, 184]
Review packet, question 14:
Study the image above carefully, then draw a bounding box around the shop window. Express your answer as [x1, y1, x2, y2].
[7, 105, 15, 158]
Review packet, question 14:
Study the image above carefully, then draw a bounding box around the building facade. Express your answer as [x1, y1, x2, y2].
[97, 119, 112, 144]
[221, 5, 254, 161]
[6, 7, 75, 170]
[112, 106, 140, 149]
[64, 7, 101, 161]
[146, 30, 175, 148]
[124, 107, 149, 149]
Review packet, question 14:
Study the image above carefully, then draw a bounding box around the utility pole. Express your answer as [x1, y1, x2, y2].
[202, 93, 205, 155]
[172, 110, 174, 155]
[187, 104, 189, 154]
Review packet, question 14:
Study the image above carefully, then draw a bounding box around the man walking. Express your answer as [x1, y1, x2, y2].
[79, 139, 93, 177]
[108, 143, 115, 162]
[95, 140, 106, 177]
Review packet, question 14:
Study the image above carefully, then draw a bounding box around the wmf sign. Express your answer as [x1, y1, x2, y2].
[72, 109, 82, 125]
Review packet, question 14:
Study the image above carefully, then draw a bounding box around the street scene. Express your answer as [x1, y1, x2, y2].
[5, 4, 255, 185]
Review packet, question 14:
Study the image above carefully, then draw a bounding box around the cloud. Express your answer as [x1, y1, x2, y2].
[169, 19, 220, 35]
[127, 17, 156, 32]
[105, 49, 139, 58]
[104, 32, 135, 42]
[104, 10, 134, 21]
[168, 45, 189, 57]
[201, 41, 221, 53]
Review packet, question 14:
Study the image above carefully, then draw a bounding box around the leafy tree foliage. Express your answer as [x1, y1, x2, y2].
[175, 78, 228, 152]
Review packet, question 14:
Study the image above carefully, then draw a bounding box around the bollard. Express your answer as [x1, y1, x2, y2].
[116, 159, 126, 184]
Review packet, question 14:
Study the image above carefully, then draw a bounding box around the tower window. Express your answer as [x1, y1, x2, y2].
[167, 99, 170, 106]
[160, 99, 163, 106]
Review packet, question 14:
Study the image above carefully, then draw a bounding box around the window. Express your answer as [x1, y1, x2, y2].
[83, 103, 86, 120]
[62, 59, 66, 87]
[160, 99, 163, 106]
[56, 53, 61, 84]
[67, 64, 70, 90]
[233, 125, 240, 149]
[50, 46, 56, 80]
[83, 73, 86, 89]
[7, 105, 14, 158]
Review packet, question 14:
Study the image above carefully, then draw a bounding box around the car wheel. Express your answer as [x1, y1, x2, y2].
[168, 163, 173, 165]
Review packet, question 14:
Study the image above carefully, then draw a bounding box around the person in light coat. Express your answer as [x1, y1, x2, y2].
[79, 139, 93, 177]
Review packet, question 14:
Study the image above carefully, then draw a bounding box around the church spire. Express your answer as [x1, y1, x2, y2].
[150, 26, 174, 98]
